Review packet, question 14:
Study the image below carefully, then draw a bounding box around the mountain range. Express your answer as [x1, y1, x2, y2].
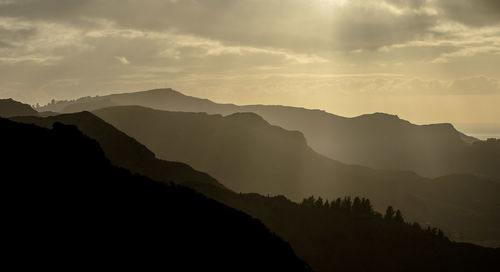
[10, 111, 500, 271]
[84, 105, 499, 246]
[37, 88, 499, 179]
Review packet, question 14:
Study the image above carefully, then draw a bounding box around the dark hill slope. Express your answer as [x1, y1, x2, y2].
[12, 112, 224, 188]
[92, 105, 500, 246]
[0, 117, 309, 271]
[194, 185, 500, 272]
[0, 98, 38, 117]
[37, 88, 499, 178]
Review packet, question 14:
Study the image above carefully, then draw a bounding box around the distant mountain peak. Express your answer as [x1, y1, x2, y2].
[132, 88, 202, 100]
[355, 112, 401, 120]
[137, 88, 178, 95]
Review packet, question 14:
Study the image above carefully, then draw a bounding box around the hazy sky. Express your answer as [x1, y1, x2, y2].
[1, 0, 499, 127]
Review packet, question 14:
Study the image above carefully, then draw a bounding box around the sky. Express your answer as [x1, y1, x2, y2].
[0, 0, 499, 133]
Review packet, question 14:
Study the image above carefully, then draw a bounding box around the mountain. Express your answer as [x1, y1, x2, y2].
[0, 117, 310, 271]
[12, 112, 224, 188]
[89, 105, 500, 247]
[0, 98, 38, 117]
[11, 113, 500, 271]
[37, 89, 499, 178]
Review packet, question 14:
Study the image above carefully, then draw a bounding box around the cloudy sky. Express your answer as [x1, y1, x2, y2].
[0, 0, 499, 133]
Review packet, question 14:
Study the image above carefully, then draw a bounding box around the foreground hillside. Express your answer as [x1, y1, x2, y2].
[37, 88, 500, 178]
[13, 112, 500, 272]
[0, 117, 309, 271]
[89, 106, 500, 246]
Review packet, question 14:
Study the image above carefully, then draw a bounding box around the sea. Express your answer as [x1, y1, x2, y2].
[455, 123, 500, 140]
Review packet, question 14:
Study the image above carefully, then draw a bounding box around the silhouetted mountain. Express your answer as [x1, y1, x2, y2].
[63, 98, 117, 112]
[12, 112, 224, 188]
[10, 113, 500, 272]
[38, 89, 498, 178]
[0, 117, 309, 271]
[38, 111, 60, 117]
[90, 105, 500, 246]
[0, 98, 38, 117]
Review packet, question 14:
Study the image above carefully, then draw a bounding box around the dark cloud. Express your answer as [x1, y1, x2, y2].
[332, 7, 437, 51]
[0, 0, 86, 20]
[1, 0, 499, 56]
[436, 0, 500, 27]
[0, 0, 440, 52]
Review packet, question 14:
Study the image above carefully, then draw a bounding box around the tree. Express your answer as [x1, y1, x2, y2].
[341, 197, 352, 212]
[315, 197, 324, 208]
[301, 196, 315, 207]
[331, 198, 341, 210]
[394, 210, 405, 224]
[411, 222, 421, 231]
[352, 197, 362, 213]
[360, 198, 373, 215]
[384, 206, 395, 220]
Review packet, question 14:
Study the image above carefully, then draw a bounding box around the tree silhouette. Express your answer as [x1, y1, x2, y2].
[384, 206, 395, 220]
[301, 196, 315, 207]
[352, 197, 362, 213]
[394, 210, 405, 224]
[341, 196, 352, 212]
[315, 197, 324, 208]
[361, 198, 373, 215]
[412, 222, 422, 231]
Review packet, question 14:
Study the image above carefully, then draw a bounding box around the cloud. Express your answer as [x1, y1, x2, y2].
[0, 0, 441, 53]
[436, 0, 500, 27]
[447, 76, 500, 95]
[1, 0, 499, 55]
[0, 25, 37, 48]
[432, 45, 500, 63]
[115, 56, 130, 65]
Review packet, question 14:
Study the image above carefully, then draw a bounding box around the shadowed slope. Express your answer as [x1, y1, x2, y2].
[37, 88, 499, 178]
[0, 117, 309, 271]
[92, 105, 500, 246]
[12, 112, 224, 188]
[194, 185, 500, 272]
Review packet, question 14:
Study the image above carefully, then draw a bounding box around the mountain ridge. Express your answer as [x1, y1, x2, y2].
[36, 88, 489, 178]
[12, 111, 225, 189]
